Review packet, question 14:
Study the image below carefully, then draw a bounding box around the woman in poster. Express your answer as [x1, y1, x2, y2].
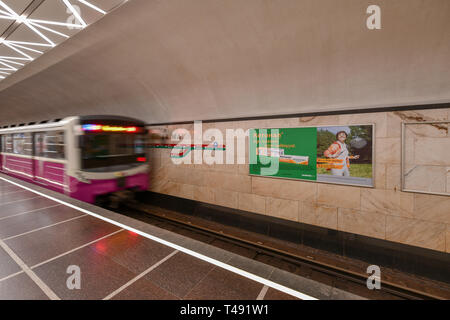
[323, 131, 359, 176]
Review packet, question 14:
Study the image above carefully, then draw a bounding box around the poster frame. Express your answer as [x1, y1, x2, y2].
[248, 123, 376, 188]
[401, 120, 450, 196]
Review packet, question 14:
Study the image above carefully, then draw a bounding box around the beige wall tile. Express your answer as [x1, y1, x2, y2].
[193, 186, 215, 204]
[386, 216, 446, 252]
[387, 110, 448, 138]
[299, 115, 339, 126]
[447, 226, 450, 254]
[205, 172, 252, 193]
[252, 176, 317, 202]
[361, 189, 413, 217]
[261, 117, 300, 128]
[187, 168, 206, 186]
[148, 153, 162, 171]
[266, 197, 299, 222]
[214, 189, 238, 209]
[158, 181, 179, 197]
[178, 183, 194, 200]
[447, 169, 450, 194]
[210, 164, 239, 174]
[407, 123, 448, 138]
[148, 166, 169, 191]
[385, 164, 401, 190]
[317, 184, 360, 209]
[413, 194, 450, 224]
[375, 138, 401, 164]
[404, 165, 447, 193]
[404, 134, 415, 166]
[399, 192, 415, 216]
[375, 163, 386, 189]
[238, 164, 249, 175]
[339, 112, 387, 138]
[301, 202, 338, 229]
[418, 109, 449, 121]
[238, 193, 266, 215]
[361, 188, 395, 214]
[386, 113, 402, 138]
[338, 208, 386, 239]
[167, 166, 186, 184]
[414, 137, 450, 166]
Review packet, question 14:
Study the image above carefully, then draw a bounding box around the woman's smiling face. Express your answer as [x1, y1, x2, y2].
[337, 132, 347, 143]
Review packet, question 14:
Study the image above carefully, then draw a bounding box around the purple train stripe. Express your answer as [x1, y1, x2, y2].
[0, 154, 148, 204]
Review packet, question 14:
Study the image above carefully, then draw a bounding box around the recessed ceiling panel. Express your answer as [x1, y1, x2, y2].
[0, 0, 128, 81]
[3, 0, 33, 15]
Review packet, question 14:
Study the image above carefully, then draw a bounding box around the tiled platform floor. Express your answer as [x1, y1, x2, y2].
[0, 176, 311, 300]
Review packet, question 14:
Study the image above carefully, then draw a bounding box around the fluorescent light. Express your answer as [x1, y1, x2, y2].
[77, 0, 106, 14]
[0, 0, 125, 82]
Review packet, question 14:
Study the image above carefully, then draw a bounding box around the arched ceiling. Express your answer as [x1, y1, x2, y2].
[0, 0, 126, 82]
[0, 0, 449, 126]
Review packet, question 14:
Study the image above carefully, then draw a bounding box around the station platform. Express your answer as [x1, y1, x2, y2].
[0, 173, 362, 300]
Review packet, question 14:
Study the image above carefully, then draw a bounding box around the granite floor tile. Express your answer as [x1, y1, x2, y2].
[0, 205, 83, 239]
[0, 273, 48, 300]
[145, 252, 214, 298]
[111, 277, 179, 300]
[88, 230, 175, 275]
[185, 267, 264, 300]
[0, 246, 21, 279]
[32, 245, 138, 300]
[263, 287, 299, 300]
[5, 215, 121, 266]
[0, 197, 55, 219]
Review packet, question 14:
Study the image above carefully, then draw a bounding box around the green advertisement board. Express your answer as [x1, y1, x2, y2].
[249, 125, 374, 187]
[249, 127, 317, 180]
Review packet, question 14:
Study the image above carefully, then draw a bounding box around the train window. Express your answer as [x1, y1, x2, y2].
[12, 133, 32, 156]
[24, 133, 33, 155]
[34, 133, 45, 157]
[43, 131, 65, 159]
[81, 133, 146, 170]
[4, 135, 13, 153]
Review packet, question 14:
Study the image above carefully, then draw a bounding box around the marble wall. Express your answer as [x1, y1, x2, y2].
[147, 108, 450, 253]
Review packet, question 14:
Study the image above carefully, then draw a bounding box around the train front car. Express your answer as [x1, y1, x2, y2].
[70, 116, 149, 205]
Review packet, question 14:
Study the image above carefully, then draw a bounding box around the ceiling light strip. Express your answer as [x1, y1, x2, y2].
[6, 41, 52, 47]
[0, 0, 127, 82]
[3, 42, 33, 60]
[0, 59, 25, 66]
[77, 0, 106, 14]
[23, 21, 55, 47]
[0, 1, 17, 17]
[27, 19, 84, 29]
[29, 21, 69, 38]
[6, 42, 43, 54]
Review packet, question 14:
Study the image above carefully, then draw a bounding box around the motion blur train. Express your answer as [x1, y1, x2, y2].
[0, 115, 149, 205]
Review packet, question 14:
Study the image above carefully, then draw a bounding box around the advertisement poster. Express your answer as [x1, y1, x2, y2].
[249, 125, 374, 187]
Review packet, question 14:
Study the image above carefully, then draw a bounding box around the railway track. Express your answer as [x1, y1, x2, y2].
[111, 201, 446, 300]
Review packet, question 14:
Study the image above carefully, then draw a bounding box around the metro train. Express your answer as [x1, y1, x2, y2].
[0, 115, 149, 205]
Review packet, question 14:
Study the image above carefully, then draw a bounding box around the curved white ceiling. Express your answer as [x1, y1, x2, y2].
[0, 0, 448, 126]
[0, 0, 126, 81]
